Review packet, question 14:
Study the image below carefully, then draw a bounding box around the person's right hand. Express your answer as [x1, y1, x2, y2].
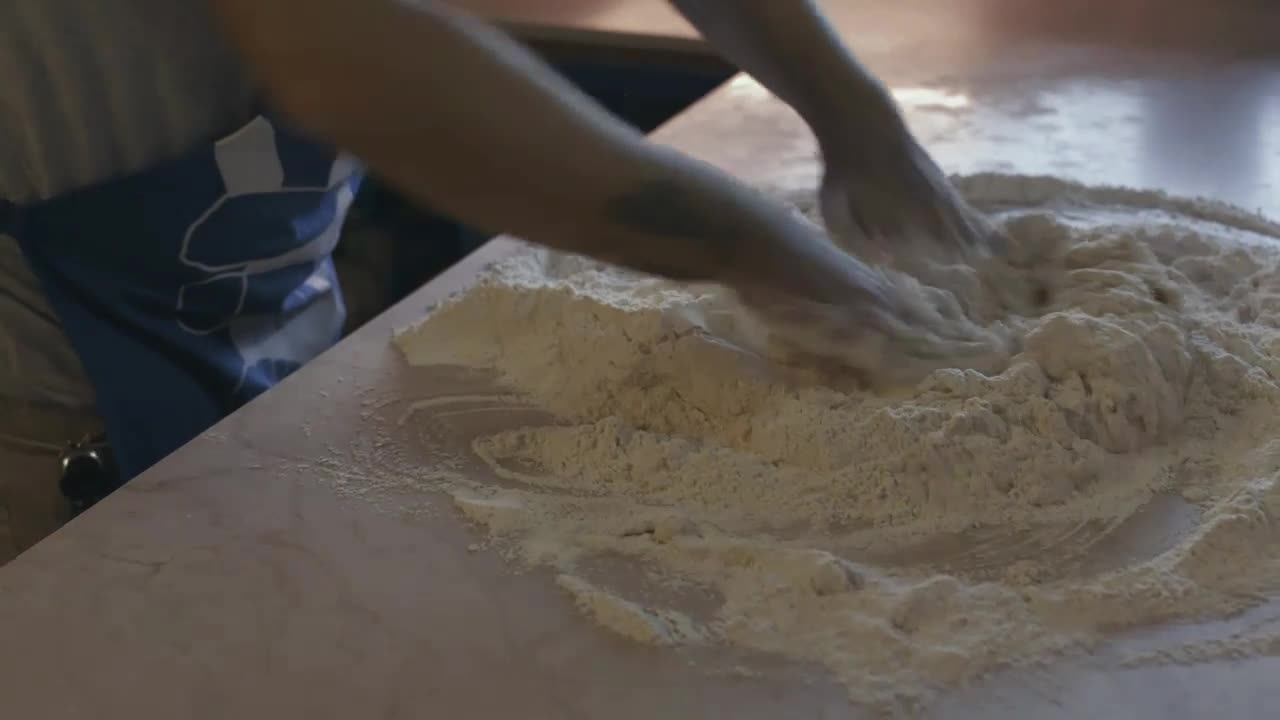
[728, 215, 1013, 385]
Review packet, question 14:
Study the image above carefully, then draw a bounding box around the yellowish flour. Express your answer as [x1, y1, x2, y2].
[393, 174, 1280, 714]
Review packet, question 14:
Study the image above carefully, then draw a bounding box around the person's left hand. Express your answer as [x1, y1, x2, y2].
[816, 115, 1005, 270]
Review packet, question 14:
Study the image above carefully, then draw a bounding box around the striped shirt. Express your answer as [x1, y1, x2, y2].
[1, 0, 361, 481]
[0, 0, 254, 411]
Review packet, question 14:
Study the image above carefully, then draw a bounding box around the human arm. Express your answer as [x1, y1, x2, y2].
[205, 0, 881, 306]
[206, 0, 1008, 377]
[668, 0, 898, 152]
[667, 0, 1001, 263]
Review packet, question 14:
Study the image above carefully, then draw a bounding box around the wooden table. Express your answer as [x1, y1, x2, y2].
[456, 0, 693, 44]
[464, 0, 1280, 59]
[5, 3, 1280, 719]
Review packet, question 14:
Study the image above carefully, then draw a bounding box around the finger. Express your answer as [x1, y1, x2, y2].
[819, 181, 878, 257]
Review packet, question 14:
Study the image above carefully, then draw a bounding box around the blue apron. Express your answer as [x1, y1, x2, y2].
[1, 115, 363, 479]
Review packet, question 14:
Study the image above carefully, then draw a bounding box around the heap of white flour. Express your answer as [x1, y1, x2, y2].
[394, 174, 1280, 713]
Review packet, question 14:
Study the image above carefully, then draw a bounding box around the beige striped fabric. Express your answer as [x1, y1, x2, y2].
[0, 0, 255, 202]
[0, 0, 257, 410]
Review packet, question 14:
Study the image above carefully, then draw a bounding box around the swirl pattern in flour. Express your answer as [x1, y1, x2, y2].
[394, 174, 1280, 715]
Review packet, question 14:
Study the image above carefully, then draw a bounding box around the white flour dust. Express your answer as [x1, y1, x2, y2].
[394, 174, 1280, 713]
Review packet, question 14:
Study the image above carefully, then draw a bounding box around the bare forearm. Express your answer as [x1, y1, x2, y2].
[208, 0, 814, 290]
[668, 0, 901, 151]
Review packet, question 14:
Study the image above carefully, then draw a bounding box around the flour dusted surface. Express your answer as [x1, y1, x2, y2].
[394, 174, 1280, 714]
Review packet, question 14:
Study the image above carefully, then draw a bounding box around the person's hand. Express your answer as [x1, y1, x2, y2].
[728, 215, 1014, 385]
[816, 112, 1006, 270]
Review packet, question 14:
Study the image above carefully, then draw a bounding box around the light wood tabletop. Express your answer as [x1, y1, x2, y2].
[456, 0, 693, 38]
[458, 0, 1280, 56]
[4, 3, 1280, 718]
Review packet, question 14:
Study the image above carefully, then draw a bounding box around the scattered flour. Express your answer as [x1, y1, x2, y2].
[554, 574, 709, 646]
[393, 174, 1280, 714]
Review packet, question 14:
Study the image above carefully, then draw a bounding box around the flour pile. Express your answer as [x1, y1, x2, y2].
[394, 174, 1280, 713]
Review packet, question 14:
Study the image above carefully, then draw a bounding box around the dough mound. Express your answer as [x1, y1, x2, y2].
[394, 174, 1280, 713]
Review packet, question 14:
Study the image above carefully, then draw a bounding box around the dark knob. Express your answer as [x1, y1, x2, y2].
[60, 451, 108, 504]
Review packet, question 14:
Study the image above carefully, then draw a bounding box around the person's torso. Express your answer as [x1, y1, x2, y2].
[0, 0, 256, 412]
[0, 0, 255, 202]
[0, 1, 362, 477]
